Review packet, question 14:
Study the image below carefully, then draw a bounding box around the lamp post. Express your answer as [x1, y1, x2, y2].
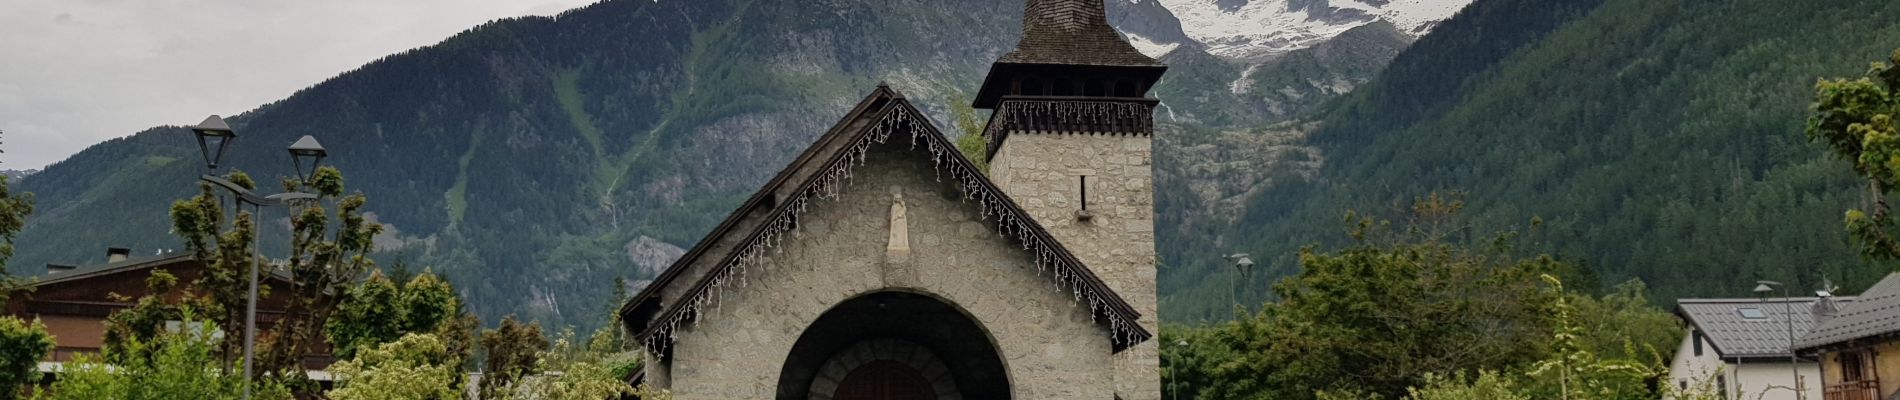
[1755, 280, 1803, 400]
[1171, 339, 1188, 400]
[188, 116, 324, 400]
[1226, 253, 1254, 312]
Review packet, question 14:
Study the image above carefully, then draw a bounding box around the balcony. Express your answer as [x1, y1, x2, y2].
[1824, 380, 1880, 400]
[980, 96, 1158, 158]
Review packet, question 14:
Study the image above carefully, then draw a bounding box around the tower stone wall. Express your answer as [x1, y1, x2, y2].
[989, 130, 1159, 399]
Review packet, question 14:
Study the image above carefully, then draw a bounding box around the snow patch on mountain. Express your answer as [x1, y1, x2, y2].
[1156, 0, 1472, 59]
[1126, 32, 1184, 57]
[1231, 64, 1263, 94]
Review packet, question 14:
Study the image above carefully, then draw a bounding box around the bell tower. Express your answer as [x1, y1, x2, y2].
[977, 0, 1165, 398]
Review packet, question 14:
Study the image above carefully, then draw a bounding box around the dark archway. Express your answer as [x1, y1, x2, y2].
[775, 291, 1010, 399]
[834, 360, 934, 400]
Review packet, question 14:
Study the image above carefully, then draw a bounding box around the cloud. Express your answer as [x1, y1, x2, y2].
[0, 0, 597, 170]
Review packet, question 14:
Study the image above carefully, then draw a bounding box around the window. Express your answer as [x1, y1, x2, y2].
[1113, 80, 1140, 97]
[1716, 375, 1727, 399]
[1738, 308, 1767, 319]
[1022, 78, 1046, 96]
[1693, 330, 1704, 356]
[1052, 79, 1077, 96]
[1079, 176, 1089, 211]
[1843, 351, 1869, 382]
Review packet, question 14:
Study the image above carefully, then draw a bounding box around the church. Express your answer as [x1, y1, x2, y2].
[617, 0, 1166, 398]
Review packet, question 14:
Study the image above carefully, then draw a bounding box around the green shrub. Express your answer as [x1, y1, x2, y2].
[0, 317, 50, 400]
[44, 318, 289, 400]
[326, 333, 463, 400]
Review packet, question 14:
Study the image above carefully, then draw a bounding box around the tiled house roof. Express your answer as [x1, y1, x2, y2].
[1678, 297, 1854, 358]
[1797, 273, 1900, 352]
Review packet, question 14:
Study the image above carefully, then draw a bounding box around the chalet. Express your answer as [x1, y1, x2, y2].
[1673, 296, 1850, 400]
[8, 248, 332, 370]
[1796, 273, 1900, 400]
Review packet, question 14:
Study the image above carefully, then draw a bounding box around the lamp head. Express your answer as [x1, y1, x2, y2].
[189, 115, 236, 171]
[286, 135, 327, 186]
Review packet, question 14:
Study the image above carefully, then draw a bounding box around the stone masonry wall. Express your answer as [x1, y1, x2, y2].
[989, 131, 1160, 400]
[651, 141, 1122, 399]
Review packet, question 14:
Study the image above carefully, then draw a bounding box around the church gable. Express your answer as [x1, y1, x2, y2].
[620, 85, 1149, 354]
[669, 136, 1109, 397]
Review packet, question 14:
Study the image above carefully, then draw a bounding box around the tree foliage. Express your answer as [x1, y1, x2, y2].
[1807, 48, 1900, 258]
[1401, 371, 1528, 400]
[327, 333, 464, 400]
[257, 166, 385, 380]
[47, 316, 291, 400]
[0, 131, 31, 283]
[327, 270, 467, 361]
[1521, 275, 1658, 400]
[493, 327, 634, 400]
[478, 316, 548, 399]
[101, 268, 190, 361]
[1162, 197, 1684, 399]
[167, 165, 387, 386]
[950, 93, 989, 174]
[167, 169, 264, 368]
[326, 323, 636, 400]
[0, 317, 50, 400]
[0, 130, 46, 400]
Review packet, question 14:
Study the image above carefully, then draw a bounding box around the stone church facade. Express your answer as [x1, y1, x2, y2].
[618, 0, 1166, 398]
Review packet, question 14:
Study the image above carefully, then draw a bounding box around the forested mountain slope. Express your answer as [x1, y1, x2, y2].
[1160, 0, 1900, 321]
[12, 0, 1433, 330]
[15, 0, 1020, 330]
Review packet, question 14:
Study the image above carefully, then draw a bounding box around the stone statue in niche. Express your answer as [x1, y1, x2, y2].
[886, 192, 911, 262]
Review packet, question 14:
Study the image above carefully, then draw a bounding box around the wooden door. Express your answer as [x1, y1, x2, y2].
[833, 360, 936, 400]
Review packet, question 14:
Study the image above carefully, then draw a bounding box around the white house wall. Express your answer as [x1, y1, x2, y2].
[1669, 327, 1823, 400]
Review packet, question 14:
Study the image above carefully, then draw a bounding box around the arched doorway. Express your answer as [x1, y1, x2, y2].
[776, 291, 1009, 400]
[833, 359, 935, 400]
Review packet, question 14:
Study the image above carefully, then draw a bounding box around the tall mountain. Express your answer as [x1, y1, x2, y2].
[1159, 0, 1900, 321]
[1152, 0, 1474, 60]
[13, 0, 1450, 329]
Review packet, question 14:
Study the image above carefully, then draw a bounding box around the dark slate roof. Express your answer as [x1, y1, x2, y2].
[996, 0, 1161, 67]
[1798, 273, 1900, 352]
[35, 254, 195, 287]
[1678, 297, 1856, 358]
[34, 253, 294, 287]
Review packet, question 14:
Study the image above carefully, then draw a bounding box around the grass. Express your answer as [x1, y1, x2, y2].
[443, 127, 483, 229]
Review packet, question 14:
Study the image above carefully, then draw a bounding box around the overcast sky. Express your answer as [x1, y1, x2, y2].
[0, 0, 599, 170]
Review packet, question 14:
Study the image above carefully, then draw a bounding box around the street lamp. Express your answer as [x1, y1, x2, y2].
[1756, 280, 1804, 400]
[1172, 339, 1188, 400]
[287, 135, 326, 185]
[190, 116, 236, 171]
[187, 115, 321, 400]
[1226, 253, 1254, 312]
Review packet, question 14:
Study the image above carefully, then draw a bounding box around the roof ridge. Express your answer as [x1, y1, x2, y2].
[1679, 297, 1850, 303]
